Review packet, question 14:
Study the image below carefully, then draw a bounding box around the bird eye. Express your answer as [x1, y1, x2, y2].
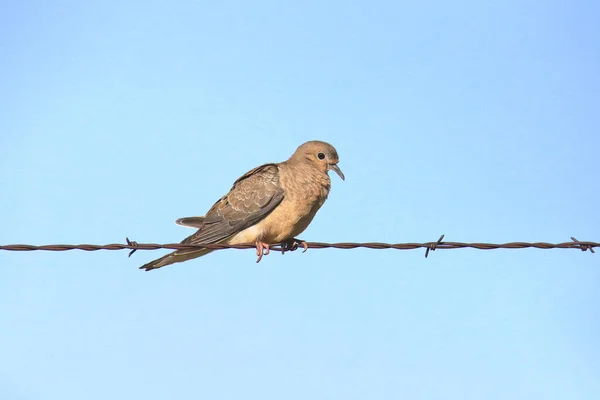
[317, 152, 325, 160]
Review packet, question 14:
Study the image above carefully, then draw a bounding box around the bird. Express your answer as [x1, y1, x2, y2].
[139, 140, 344, 271]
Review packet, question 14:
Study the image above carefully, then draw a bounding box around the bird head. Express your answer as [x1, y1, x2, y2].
[290, 140, 345, 180]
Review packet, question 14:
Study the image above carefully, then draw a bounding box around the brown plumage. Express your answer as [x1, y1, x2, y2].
[140, 140, 344, 271]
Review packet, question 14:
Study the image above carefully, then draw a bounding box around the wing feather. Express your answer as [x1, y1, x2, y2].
[180, 164, 284, 246]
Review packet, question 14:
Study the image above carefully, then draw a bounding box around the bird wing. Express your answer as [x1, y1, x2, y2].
[181, 163, 284, 245]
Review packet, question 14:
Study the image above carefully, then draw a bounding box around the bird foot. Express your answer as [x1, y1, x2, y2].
[280, 238, 308, 254]
[255, 241, 271, 263]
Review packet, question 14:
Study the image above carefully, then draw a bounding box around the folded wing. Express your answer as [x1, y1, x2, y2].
[180, 164, 284, 247]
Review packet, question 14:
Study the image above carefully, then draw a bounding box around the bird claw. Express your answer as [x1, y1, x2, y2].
[255, 239, 307, 261]
[281, 238, 308, 254]
[255, 241, 270, 263]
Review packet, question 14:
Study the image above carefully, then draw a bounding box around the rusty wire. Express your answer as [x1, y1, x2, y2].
[0, 236, 596, 258]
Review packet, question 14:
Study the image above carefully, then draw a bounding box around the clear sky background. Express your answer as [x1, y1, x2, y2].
[1, 1, 599, 399]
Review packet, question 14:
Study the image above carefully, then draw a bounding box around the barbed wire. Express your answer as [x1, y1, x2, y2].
[0, 236, 596, 258]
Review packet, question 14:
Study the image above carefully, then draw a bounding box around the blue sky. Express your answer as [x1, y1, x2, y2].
[1, 1, 599, 399]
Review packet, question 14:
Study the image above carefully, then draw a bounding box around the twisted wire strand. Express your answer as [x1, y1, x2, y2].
[0, 236, 596, 257]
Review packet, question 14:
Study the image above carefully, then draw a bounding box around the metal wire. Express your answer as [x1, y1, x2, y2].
[0, 236, 596, 258]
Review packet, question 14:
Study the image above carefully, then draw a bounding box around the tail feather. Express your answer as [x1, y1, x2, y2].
[139, 248, 213, 271]
[175, 216, 206, 228]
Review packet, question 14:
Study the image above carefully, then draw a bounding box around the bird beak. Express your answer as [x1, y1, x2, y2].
[328, 163, 345, 180]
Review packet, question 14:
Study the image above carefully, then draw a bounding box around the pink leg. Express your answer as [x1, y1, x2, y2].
[255, 241, 271, 263]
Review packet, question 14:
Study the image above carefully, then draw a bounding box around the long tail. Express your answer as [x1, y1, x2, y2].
[139, 248, 213, 271]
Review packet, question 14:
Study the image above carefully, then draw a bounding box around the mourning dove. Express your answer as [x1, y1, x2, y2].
[139, 140, 344, 271]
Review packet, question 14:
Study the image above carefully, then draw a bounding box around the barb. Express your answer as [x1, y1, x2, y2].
[0, 236, 597, 255]
[126, 237, 139, 257]
[571, 237, 595, 254]
[424, 234, 445, 258]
